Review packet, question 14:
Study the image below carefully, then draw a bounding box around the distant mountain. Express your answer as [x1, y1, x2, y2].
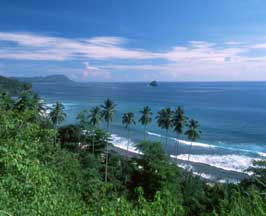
[15, 75, 74, 84]
[0, 75, 31, 95]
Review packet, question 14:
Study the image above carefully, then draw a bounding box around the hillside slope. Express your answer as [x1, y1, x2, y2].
[16, 74, 74, 84]
[0, 75, 31, 95]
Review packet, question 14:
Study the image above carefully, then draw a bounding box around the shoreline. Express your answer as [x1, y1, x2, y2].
[110, 144, 249, 183]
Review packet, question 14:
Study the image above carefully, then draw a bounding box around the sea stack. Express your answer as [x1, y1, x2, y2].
[149, 80, 158, 87]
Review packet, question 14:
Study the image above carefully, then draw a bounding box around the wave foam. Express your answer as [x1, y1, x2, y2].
[258, 152, 266, 157]
[147, 131, 266, 157]
[110, 132, 263, 175]
[110, 134, 142, 155]
[173, 154, 255, 173]
[147, 131, 162, 138]
[147, 131, 215, 148]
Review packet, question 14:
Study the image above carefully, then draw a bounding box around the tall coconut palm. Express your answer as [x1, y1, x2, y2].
[156, 108, 173, 149]
[76, 109, 89, 129]
[49, 101, 66, 128]
[101, 99, 116, 131]
[76, 109, 89, 149]
[139, 106, 152, 140]
[185, 119, 201, 161]
[156, 109, 164, 143]
[172, 106, 187, 159]
[49, 101, 66, 144]
[100, 98, 117, 183]
[32, 93, 47, 114]
[122, 112, 136, 157]
[88, 106, 102, 154]
[89, 106, 101, 127]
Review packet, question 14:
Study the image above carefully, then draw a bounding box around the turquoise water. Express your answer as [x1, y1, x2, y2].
[33, 82, 266, 182]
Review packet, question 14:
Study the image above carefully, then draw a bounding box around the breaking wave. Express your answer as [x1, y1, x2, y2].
[110, 134, 142, 155]
[147, 131, 216, 148]
[172, 154, 256, 173]
[109, 133, 264, 176]
[147, 131, 266, 158]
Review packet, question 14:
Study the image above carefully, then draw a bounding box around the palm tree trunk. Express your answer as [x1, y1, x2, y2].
[165, 129, 168, 151]
[92, 130, 95, 154]
[188, 141, 193, 161]
[160, 128, 163, 143]
[54, 121, 58, 147]
[175, 134, 179, 161]
[54, 129, 57, 146]
[127, 127, 130, 158]
[105, 122, 109, 183]
[185, 142, 193, 185]
[144, 125, 146, 141]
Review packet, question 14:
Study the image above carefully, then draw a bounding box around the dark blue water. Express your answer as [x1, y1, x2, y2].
[33, 82, 266, 182]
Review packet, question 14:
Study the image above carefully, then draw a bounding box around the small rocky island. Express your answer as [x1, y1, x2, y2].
[149, 80, 158, 87]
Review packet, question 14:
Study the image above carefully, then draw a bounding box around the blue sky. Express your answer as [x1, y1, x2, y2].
[1, 0, 266, 81]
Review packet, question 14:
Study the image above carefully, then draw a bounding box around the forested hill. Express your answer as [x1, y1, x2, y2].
[0, 75, 31, 95]
[0, 89, 265, 215]
[15, 74, 74, 84]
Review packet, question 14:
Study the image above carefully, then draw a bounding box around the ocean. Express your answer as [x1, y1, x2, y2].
[33, 81, 266, 182]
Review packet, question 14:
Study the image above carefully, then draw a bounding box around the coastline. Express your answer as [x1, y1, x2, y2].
[33, 82, 266, 184]
[110, 142, 250, 183]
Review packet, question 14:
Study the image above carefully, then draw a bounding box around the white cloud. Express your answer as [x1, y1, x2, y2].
[0, 32, 56, 47]
[224, 41, 243, 45]
[2, 32, 266, 80]
[249, 43, 266, 49]
[86, 36, 126, 46]
[0, 32, 155, 61]
[0, 32, 250, 63]
[189, 41, 216, 48]
[82, 62, 111, 80]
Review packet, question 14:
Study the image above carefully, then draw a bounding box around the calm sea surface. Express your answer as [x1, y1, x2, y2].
[33, 82, 266, 182]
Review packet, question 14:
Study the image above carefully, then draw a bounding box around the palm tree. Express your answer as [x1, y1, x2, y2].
[76, 109, 89, 129]
[172, 106, 187, 159]
[101, 99, 116, 131]
[156, 108, 173, 148]
[89, 106, 101, 127]
[139, 106, 152, 140]
[76, 109, 89, 148]
[32, 93, 47, 114]
[122, 112, 136, 157]
[156, 109, 164, 143]
[185, 119, 201, 161]
[88, 106, 102, 154]
[49, 101, 67, 144]
[15, 91, 37, 112]
[100, 98, 117, 183]
[49, 101, 66, 128]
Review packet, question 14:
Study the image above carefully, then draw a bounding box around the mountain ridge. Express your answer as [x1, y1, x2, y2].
[14, 74, 74, 84]
[0, 75, 31, 95]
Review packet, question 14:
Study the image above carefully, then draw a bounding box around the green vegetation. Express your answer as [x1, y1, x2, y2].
[0, 90, 265, 215]
[172, 106, 187, 158]
[139, 106, 153, 140]
[49, 101, 67, 128]
[156, 108, 173, 147]
[101, 98, 117, 183]
[185, 119, 201, 161]
[0, 75, 31, 95]
[122, 112, 136, 155]
[15, 74, 74, 84]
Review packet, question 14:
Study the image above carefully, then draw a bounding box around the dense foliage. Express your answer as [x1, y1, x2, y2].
[0, 90, 265, 215]
[0, 75, 31, 95]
